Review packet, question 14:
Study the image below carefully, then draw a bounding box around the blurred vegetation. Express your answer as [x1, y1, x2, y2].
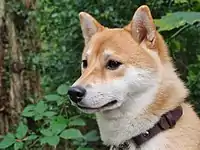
[0, 0, 200, 150]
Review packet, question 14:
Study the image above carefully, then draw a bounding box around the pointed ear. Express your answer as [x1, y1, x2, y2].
[131, 5, 156, 48]
[79, 12, 104, 44]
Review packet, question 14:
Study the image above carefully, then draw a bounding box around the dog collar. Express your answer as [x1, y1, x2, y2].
[112, 106, 183, 149]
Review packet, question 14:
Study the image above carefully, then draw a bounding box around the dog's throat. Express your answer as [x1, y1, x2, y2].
[112, 106, 183, 149]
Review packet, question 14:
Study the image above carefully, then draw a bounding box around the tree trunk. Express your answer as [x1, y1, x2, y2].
[6, 12, 24, 126]
[0, 0, 40, 136]
[0, 0, 9, 136]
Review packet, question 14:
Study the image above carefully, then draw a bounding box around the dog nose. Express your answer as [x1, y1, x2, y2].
[68, 86, 86, 103]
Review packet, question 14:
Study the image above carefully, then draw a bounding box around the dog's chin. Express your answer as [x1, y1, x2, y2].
[76, 100, 121, 114]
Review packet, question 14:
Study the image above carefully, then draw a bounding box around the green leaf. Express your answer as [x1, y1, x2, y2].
[22, 105, 35, 117]
[52, 116, 68, 125]
[27, 135, 38, 140]
[0, 133, 15, 149]
[35, 101, 47, 114]
[44, 94, 61, 101]
[34, 114, 43, 121]
[16, 122, 28, 139]
[154, 12, 200, 32]
[174, 0, 188, 3]
[69, 118, 86, 126]
[77, 147, 94, 150]
[40, 120, 67, 137]
[22, 105, 35, 112]
[84, 130, 100, 142]
[14, 142, 24, 150]
[56, 98, 65, 106]
[50, 122, 67, 135]
[72, 139, 86, 146]
[40, 136, 60, 146]
[52, 13, 58, 18]
[43, 111, 57, 117]
[40, 129, 54, 136]
[32, 56, 40, 64]
[60, 128, 83, 139]
[57, 84, 68, 95]
[21, 111, 35, 117]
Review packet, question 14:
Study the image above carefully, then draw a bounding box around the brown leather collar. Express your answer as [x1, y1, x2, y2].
[133, 106, 183, 147]
[113, 106, 183, 149]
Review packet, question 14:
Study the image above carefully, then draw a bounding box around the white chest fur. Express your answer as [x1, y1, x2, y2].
[96, 86, 159, 146]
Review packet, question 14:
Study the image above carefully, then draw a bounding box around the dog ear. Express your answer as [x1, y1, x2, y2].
[130, 5, 156, 48]
[79, 12, 104, 44]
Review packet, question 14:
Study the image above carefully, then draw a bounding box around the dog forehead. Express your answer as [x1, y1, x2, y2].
[83, 29, 135, 58]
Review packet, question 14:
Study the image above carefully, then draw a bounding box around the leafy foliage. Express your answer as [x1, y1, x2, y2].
[1, 0, 200, 150]
[0, 123, 34, 150]
[0, 83, 100, 149]
[155, 12, 200, 31]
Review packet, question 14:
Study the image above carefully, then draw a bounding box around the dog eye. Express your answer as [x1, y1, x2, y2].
[106, 60, 122, 70]
[82, 60, 88, 69]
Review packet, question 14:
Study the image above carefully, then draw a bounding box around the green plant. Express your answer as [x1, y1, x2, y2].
[0, 84, 100, 150]
[0, 122, 35, 150]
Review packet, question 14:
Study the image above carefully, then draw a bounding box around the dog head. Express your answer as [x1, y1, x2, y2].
[68, 5, 169, 114]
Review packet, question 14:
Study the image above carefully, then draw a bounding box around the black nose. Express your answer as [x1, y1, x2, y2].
[68, 86, 86, 103]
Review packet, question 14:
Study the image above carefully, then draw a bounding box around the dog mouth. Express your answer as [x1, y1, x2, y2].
[77, 100, 118, 110]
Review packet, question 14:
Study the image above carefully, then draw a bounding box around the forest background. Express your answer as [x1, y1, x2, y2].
[0, 0, 200, 150]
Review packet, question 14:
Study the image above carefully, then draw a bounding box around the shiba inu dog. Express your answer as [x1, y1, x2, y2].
[68, 5, 200, 150]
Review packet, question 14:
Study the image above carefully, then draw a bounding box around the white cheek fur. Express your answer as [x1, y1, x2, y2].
[81, 67, 159, 111]
[94, 67, 160, 146]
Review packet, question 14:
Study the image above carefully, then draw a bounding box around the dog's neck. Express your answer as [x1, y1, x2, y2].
[96, 87, 160, 146]
[96, 63, 188, 146]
